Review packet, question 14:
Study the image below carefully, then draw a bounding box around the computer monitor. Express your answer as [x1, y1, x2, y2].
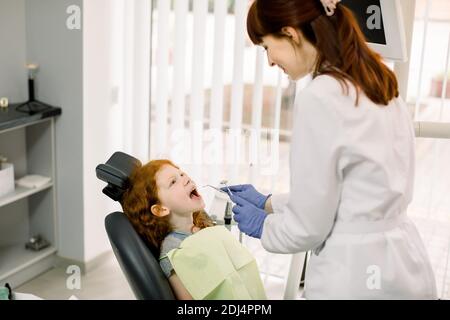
[341, 0, 408, 62]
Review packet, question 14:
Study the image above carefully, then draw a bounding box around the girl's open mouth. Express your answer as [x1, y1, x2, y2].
[189, 188, 201, 200]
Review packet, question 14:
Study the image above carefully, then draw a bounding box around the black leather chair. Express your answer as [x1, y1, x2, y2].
[96, 152, 175, 300]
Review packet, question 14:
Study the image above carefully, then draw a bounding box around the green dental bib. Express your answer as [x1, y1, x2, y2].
[166, 226, 267, 300]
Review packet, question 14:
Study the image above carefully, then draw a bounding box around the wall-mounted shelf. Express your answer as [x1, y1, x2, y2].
[0, 105, 61, 288]
[0, 244, 56, 281]
[0, 103, 61, 133]
[0, 182, 53, 208]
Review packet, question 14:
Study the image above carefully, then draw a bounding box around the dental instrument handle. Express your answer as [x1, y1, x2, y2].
[219, 180, 233, 197]
[224, 201, 232, 230]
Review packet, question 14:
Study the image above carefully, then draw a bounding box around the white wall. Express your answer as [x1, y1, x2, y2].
[83, 0, 124, 262]
[0, 0, 27, 102]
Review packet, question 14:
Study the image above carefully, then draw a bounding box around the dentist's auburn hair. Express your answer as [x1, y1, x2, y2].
[247, 0, 399, 106]
[122, 159, 213, 256]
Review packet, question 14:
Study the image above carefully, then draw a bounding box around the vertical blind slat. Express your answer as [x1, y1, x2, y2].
[438, 33, 450, 120]
[123, 1, 135, 154]
[209, 0, 228, 185]
[155, 0, 170, 157]
[229, 0, 247, 180]
[171, 0, 189, 134]
[210, 0, 227, 130]
[111, 0, 125, 151]
[270, 70, 283, 191]
[131, 0, 151, 161]
[414, 0, 432, 121]
[250, 47, 264, 184]
[190, 0, 208, 169]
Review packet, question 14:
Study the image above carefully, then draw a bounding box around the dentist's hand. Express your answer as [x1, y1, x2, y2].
[229, 193, 267, 239]
[222, 184, 271, 210]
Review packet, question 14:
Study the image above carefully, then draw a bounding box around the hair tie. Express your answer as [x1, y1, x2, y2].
[320, 0, 341, 16]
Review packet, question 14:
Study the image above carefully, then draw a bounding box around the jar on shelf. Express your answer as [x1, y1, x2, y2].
[0, 156, 15, 198]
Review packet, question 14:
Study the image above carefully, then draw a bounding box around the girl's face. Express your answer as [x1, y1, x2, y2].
[154, 164, 205, 216]
[260, 27, 318, 81]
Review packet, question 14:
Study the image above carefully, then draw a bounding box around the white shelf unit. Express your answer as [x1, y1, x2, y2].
[0, 182, 53, 208]
[0, 118, 58, 288]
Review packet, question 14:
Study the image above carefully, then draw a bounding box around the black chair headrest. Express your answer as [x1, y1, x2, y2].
[96, 152, 142, 201]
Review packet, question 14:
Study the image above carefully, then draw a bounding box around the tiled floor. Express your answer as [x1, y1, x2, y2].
[15, 249, 303, 300]
[16, 253, 135, 300]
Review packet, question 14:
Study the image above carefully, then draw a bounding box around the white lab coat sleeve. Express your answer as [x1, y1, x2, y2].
[269, 193, 289, 213]
[261, 89, 344, 254]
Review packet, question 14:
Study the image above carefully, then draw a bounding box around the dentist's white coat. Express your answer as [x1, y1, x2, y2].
[261, 74, 437, 299]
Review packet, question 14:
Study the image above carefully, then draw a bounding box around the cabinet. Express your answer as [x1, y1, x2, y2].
[0, 105, 61, 288]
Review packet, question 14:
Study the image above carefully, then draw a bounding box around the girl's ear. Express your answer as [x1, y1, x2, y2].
[191, 226, 201, 234]
[281, 26, 302, 45]
[151, 204, 170, 217]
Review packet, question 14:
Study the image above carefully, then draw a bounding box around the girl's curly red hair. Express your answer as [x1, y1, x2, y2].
[121, 159, 213, 256]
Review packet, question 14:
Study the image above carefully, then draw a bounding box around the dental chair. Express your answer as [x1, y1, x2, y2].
[96, 152, 176, 300]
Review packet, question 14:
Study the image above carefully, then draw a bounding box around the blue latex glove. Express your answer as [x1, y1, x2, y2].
[229, 193, 267, 239]
[221, 184, 271, 210]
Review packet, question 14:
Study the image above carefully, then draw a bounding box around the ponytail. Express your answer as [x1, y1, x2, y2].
[309, 5, 399, 105]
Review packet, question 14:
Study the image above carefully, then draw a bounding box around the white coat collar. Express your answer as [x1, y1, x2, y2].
[296, 72, 314, 93]
[293, 73, 314, 112]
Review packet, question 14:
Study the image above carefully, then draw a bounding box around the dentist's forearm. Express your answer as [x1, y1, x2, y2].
[264, 196, 273, 213]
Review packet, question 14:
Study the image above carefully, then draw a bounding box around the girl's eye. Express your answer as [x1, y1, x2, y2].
[170, 179, 176, 186]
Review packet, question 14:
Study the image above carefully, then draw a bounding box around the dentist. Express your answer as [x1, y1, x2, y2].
[225, 0, 437, 299]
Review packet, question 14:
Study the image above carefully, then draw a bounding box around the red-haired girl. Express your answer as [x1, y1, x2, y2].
[122, 160, 214, 299]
